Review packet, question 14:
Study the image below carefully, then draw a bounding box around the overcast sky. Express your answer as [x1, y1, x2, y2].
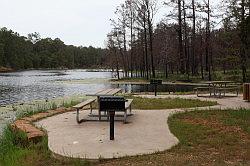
[0, 0, 132, 47]
[0, 0, 219, 48]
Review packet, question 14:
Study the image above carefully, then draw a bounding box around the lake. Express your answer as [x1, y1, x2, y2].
[0, 70, 115, 106]
[0, 69, 199, 106]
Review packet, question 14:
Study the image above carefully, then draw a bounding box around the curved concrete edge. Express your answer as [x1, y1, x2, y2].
[11, 107, 74, 141]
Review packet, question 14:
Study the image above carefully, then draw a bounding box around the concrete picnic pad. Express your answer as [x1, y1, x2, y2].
[35, 95, 250, 159]
[36, 109, 179, 159]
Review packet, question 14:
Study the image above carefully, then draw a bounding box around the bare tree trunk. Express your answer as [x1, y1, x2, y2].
[115, 48, 120, 80]
[143, 16, 149, 80]
[146, 1, 155, 78]
[178, 0, 185, 74]
[165, 62, 168, 78]
[123, 29, 129, 77]
[206, 0, 212, 81]
[116, 35, 127, 76]
[183, 0, 189, 79]
[240, 0, 247, 82]
[200, 34, 204, 79]
[192, 0, 197, 75]
[130, 8, 134, 78]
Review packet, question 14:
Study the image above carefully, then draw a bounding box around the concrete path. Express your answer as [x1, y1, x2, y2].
[36, 95, 249, 159]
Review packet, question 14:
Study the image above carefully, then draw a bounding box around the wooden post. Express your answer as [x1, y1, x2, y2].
[246, 84, 250, 101]
[243, 84, 247, 100]
[243, 83, 250, 102]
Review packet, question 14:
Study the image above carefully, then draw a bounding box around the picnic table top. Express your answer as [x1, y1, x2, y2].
[87, 88, 122, 96]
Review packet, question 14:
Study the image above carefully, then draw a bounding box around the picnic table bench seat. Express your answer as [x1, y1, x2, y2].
[73, 98, 96, 123]
[194, 84, 240, 97]
[124, 99, 133, 123]
[125, 99, 133, 113]
[194, 87, 212, 97]
[215, 86, 239, 97]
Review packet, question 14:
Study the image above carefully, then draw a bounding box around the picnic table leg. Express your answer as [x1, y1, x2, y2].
[209, 86, 212, 97]
[224, 83, 226, 96]
[99, 109, 101, 121]
[124, 109, 127, 124]
[107, 111, 110, 121]
[197, 88, 200, 97]
[213, 85, 216, 96]
[97, 96, 101, 121]
[90, 103, 93, 114]
[76, 109, 80, 123]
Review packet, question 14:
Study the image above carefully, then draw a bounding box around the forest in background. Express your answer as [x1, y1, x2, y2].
[105, 0, 250, 82]
[0, 28, 105, 70]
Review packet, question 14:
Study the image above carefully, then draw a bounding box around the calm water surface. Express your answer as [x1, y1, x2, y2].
[0, 70, 114, 106]
[0, 69, 198, 106]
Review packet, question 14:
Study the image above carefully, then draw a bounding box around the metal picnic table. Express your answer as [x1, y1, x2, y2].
[204, 81, 237, 97]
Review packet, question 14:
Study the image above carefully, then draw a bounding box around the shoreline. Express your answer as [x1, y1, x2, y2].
[0, 67, 115, 73]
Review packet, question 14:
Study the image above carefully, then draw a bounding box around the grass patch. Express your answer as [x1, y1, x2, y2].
[15, 102, 58, 119]
[111, 77, 148, 83]
[62, 100, 80, 108]
[128, 96, 217, 109]
[167, 109, 250, 164]
[0, 97, 94, 166]
[15, 99, 83, 120]
[0, 126, 91, 166]
[98, 109, 250, 166]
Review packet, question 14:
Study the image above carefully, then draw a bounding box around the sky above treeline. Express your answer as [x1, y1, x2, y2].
[0, 0, 220, 48]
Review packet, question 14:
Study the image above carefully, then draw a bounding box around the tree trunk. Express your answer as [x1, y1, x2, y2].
[206, 0, 212, 81]
[240, 0, 247, 82]
[178, 0, 185, 74]
[143, 16, 149, 80]
[114, 48, 120, 80]
[192, 0, 197, 75]
[146, 2, 155, 78]
[183, 0, 189, 79]
[200, 34, 204, 79]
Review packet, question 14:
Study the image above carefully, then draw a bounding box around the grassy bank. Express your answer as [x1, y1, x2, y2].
[0, 96, 93, 166]
[99, 109, 250, 165]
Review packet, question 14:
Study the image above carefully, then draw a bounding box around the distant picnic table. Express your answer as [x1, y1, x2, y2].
[195, 81, 240, 97]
